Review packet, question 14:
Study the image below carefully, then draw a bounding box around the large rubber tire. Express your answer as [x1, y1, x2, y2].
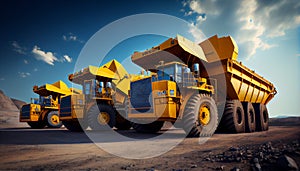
[115, 111, 131, 130]
[87, 104, 116, 130]
[253, 103, 269, 131]
[27, 121, 47, 129]
[46, 111, 63, 128]
[242, 102, 256, 133]
[219, 100, 245, 133]
[182, 94, 218, 137]
[115, 98, 132, 130]
[63, 120, 84, 132]
[132, 121, 164, 133]
[242, 102, 256, 132]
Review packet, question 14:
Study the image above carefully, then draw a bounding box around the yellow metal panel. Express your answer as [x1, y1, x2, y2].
[152, 80, 177, 97]
[244, 86, 254, 102]
[239, 82, 249, 100]
[131, 35, 209, 70]
[69, 64, 116, 84]
[128, 113, 156, 119]
[199, 35, 238, 63]
[226, 59, 276, 104]
[228, 36, 239, 61]
[154, 97, 177, 119]
[115, 91, 125, 104]
[89, 65, 115, 78]
[44, 106, 59, 110]
[251, 88, 259, 103]
[103, 60, 131, 96]
[177, 34, 208, 62]
[256, 90, 265, 103]
[52, 80, 70, 92]
[70, 87, 82, 94]
[71, 94, 85, 119]
[152, 81, 177, 119]
[30, 104, 41, 121]
[261, 92, 269, 104]
[230, 77, 241, 98]
[33, 80, 72, 96]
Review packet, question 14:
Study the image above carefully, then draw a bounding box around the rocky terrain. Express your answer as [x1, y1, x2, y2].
[11, 98, 26, 110]
[0, 125, 299, 170]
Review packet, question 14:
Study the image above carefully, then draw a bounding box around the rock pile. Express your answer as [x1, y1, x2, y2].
[203, 140, 299, 170]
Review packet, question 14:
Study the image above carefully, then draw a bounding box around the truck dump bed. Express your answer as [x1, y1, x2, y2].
[199, 35, 277, 105]
[68, 60, 131, 105]
[33, 80, 73, 97]
[131, 35, 276, 105]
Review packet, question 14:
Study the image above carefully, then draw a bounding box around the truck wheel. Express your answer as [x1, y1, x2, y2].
[183, 94, 218, 137]
[27, 121, 47, 129]
[115, 111, 132, 130]
[219, 100, 245, 133]
[242, 102, 256, 132]
[62, 120, 83, 132]
[132, 121, 164, 133]
[253, 103, 269, 131]
[115, 98, 132, 130]
[46, 111, 63, 128]
[87, 104, 116, 130]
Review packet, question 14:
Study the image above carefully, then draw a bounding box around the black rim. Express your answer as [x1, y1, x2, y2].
[237, 108, 243, 124]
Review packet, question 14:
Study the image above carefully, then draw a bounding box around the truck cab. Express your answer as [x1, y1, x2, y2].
[59, 60, 132, 131]
[20, 80, 72, 129]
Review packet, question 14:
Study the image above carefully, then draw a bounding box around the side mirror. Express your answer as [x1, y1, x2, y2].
[106, 82, 112, 89]
[193, 63, 200, 78]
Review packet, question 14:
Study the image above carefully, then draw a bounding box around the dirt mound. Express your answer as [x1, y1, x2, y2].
[11, 98, 26, 110]
[269, 117, 300, 126]
[0, 90, 18, 112]
[0, 90, 27, 128]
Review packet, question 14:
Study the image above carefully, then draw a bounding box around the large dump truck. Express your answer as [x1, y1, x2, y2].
[20, 80, 77, 129]
[200, 35, 277, 133]
[59, 60, 132, 131]
[127, 34, 276, 136]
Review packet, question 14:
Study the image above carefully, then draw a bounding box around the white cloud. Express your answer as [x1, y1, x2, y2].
[69, 35, 77, 41]
[184, 10, 193, 16]
[63, 55, 72, 63]
[188, 22, 206, 43]
[297, 54, 300, 57]
[196, 15, 206, 23]
[236, 0, 272, 59]
[32, 46, 58, 65]
[0, 78, 4, 81]
[63, 33, 84, 43]
[188, 0, 220, 16]
[11, 41, 26, 55]
[63, 35, 67, 41]
[24, 59, 29, 64]
[34, 68, 38, 72]
[18, 72, 30, 78]
[183, 0, 300, 60]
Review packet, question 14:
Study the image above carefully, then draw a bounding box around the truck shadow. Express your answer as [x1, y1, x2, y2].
[0, 127, 188, 145]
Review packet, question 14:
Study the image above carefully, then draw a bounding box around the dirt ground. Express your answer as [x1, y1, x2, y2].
[0, 123, 299, 171]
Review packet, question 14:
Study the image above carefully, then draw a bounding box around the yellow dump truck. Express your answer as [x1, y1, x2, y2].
[59, 60, 132, 131]
[200, 35, 276, 133]
[20, 80, 77, 128]
[127, 34, 276, 136]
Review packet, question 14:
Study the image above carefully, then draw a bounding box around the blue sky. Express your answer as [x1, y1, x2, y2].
[0, 0, 299, 117]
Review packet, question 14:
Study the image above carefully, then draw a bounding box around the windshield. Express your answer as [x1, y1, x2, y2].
[164, 66, 175, 77]
[157, 64, 183, 82]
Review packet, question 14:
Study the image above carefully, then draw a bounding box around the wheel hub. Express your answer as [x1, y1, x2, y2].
[199, 104, 210, 126]
[50, 115, 60, 125]
[97, 112, 110, 125]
